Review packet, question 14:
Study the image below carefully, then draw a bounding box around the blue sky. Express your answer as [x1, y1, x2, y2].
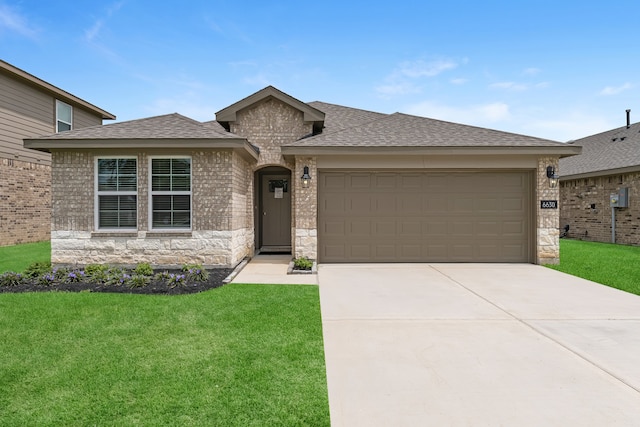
[1, 0, 638, 141]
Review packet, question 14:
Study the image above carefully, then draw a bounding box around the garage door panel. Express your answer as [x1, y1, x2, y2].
[323, 220, 345, 236]
[319, 171, 531, 263]
[350, 174, 371, 189]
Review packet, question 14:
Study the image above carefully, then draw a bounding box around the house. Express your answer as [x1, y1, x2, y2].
[559, 113, 640, 245]
[0, 60, 115, 246]
[24, 86, 580, 267]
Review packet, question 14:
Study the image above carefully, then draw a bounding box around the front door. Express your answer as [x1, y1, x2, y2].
[260, 173, 291, 251]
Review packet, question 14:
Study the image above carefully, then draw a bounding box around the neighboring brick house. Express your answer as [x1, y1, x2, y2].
[25, 86, 579, 267]
[0, 60, 115, 246]
[559, 118, 640, 245]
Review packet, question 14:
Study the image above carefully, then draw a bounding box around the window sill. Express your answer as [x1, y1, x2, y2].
[92, 231, 138, 238]
[145, 231, 193, 238]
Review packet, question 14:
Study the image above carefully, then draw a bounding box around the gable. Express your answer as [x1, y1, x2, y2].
[216, 86, 324, 133]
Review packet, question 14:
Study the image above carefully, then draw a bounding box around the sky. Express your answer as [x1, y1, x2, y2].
[1, 0, 638, 142]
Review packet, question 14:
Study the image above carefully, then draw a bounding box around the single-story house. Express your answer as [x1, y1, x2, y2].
[25, 86, 580, 267]
[559, 114, 639, 244]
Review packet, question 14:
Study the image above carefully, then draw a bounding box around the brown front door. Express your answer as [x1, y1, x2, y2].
[260, 174, 291, 251]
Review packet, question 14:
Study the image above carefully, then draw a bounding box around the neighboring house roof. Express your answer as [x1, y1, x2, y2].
[560, 121, 640, 179]
[24, 113, 259, 161]
[282, 111, 580, 157]
[0, 59, 116, 120]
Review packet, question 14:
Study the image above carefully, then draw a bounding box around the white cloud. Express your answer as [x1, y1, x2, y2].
[489, 81, 528, 91]
[523, 67, 541, 76]
[403, 100, 511, 124]
[600, 83, 633, 95]
[450, 78, 468, 85]
[376, 58, 461, 97]
[398, 59, 458, 78]
[0, 4, 38, 38]
[84, 1, 124, 43]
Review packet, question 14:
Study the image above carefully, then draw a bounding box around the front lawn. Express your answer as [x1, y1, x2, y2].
[0, 241, 50, 274]
[548, 239, 640, 296]
[0, 285, 330, 426]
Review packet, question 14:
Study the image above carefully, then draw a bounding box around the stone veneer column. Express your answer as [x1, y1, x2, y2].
[293, 157, 317, 260]
[537, 156, 560, 264]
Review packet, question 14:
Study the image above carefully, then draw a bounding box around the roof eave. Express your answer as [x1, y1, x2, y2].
[281, 145, 582, 157]
[560, 165, 640, 181]
[24, 138, 259, 161]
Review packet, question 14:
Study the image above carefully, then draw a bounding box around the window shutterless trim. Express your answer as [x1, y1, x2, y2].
[148, 156, 192, 231]
[56, 100, 73, 132]
[94, 156, 138, 231]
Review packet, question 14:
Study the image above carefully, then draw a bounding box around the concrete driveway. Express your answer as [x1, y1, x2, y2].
[318, 264, 640, 426]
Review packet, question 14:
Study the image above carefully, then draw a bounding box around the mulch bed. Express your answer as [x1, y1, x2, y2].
[0, 268, 233, 295]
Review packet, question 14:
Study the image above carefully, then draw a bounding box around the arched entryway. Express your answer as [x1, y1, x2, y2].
[254, 166, 292, 253]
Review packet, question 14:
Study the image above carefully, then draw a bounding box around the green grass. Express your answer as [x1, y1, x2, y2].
[0, 241, 50, 273]
[0, 285, 330, 426]
[548, 239, 640, 296]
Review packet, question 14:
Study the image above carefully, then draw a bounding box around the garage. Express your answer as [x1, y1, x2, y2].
[318, 170, 532, 263]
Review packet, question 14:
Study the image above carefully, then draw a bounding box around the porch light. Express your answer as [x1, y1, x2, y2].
[546, 166, 559, 188]
[301, 166, 311, 188]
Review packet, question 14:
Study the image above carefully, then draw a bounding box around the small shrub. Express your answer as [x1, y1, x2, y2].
[0, 271, 24, 287]
[85, 264, 110, 283]
[134, 263, 154, 277]
[154, 271, 171, 282]
[167, 273, 187, 288]
[183, 264, 209, 282]
[105, 267, 127, 286]
[65, 270, 86, 283]
[293, 257, 313, 271]
[128, 274, 151, 288]
[23, 261, 52, 278]
[37, 272, 56, 286]
[53, 267, 70, 281]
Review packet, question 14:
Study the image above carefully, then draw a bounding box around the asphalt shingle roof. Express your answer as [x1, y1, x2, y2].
[288, 111, 568, 148]
[34, 113, 238, 140]
[560, 122, 640, 177]
[306, 101, 387, 134]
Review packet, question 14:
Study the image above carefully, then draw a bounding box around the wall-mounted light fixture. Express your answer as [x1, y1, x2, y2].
[301, 166, 311, 188]
[546, 166, 559, 188]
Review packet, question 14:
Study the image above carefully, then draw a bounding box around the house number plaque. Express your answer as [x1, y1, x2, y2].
[540, 200, 558, 209]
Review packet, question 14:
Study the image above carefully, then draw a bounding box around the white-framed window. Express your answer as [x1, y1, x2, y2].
[56, 100, 73, 132]
[95, 157, 137, 230]
[149, 157, 192, 230]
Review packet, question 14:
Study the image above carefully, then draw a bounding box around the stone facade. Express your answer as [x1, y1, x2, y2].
[536, 156, 560, 264]
[0, 158, 51, 245]
[293, 156, 318, 260]
[560, 172, 640, 245]
[50, 149, 253, 267]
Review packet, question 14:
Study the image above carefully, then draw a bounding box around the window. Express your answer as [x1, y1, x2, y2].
[56, 100, 73, 132]
[150, 158, 191, 229]
[96, 158, 137, 230]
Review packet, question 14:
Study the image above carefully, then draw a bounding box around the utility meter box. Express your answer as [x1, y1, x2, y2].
[610, 188, 629, 208]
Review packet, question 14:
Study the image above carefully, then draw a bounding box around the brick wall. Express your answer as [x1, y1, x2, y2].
[293, 156, 317, 259]
[50, 149, 252, 267]
[560, 172, 640, 245]
[0, 158, 51, 245]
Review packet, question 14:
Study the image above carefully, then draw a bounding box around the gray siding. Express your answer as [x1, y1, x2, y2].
[0, 71, 104, 165]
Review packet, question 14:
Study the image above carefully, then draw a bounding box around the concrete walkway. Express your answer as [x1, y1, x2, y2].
[319, 264, 640, 426]
[229, 254, 317, 285]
